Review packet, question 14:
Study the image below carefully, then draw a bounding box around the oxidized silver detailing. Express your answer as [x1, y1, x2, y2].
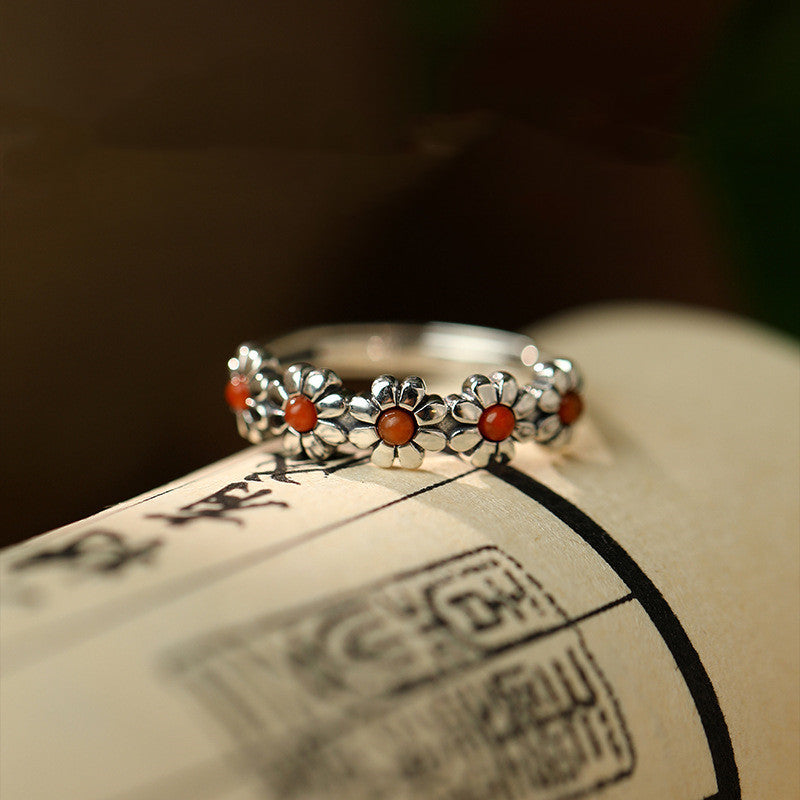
[447, 371, 537, 467]
[225, 324, 584, 468]
[348, 375, 447, 469]
[226, 343, 280, 444]
[267, 364, 348, 460]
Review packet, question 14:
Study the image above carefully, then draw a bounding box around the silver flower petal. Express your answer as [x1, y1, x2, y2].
[533, 362, 556, 382]
[493, 371, 518, 407]
[414, 427, 446, 452]
[538, 387, 562, 414]
[463, 374, 496, 408]
[397, 376, 426, 409]
[371, 441, 396, 468]
[349, 394, 380, 423]
[283, 429, 303, 456]
[316, 392, 346, 418]
[497, 438, 516, 462]
[556, 358, 583, 392]
[414, 396, 447, 425]
[236, 414, 261, 444]
[237, 404, 269, 433]
[248, 372, 272, 403]
[552, 370, 571, 395]
[303, 432, 333, 460]
[251, 406, 270, 431]
[512, 389, 536, 419]
[268, 380, 290, 406]
[495, 438, 516, 461]
[470, 440, 497, 467]
[553, 358, 579, 393]
[449, 396, 482, 424]
[534, 413, 562, 443]
[512, 420, 536, 441]
[284, 363, 310, 396]
[315, 420, 347, 445]
[397, 442, 424, 469]
[303, 368, 340, 402]
[535, 360, 573, 395]
[246, 345, 265, 373]
[231, 343, 259, 374]
[268, 408, 287, 434]
[371, 375, 397, 410]
[476, 381, 499, 409]
[349, 424, 379, 449]
[449, 427, 483, 452]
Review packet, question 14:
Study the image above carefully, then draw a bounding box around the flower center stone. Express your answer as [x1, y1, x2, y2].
[558, 392, 584, 425]
[478, 404, 516, 442]
[225, 375, 251, 412]
[377, 408, 416, 446]
[285, 395, 318, 433]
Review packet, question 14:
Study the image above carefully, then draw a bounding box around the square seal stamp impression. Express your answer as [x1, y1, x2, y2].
[164, 547, 634, 800]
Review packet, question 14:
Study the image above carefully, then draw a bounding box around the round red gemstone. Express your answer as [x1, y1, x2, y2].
[377, 407, 417, 446]
[478, 404, 516, 442]
[225, 375, 251, 412]
[558, 392, 584, 425]
[285, 394, 318, 433]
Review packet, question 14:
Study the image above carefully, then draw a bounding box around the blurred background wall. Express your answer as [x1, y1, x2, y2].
[1, 0, 798, 543]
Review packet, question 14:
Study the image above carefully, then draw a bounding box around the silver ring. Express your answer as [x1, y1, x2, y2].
[225, 322, 584, 469]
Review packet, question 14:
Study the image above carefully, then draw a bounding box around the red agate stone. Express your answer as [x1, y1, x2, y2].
[377, 408, 416, 446]
[478, 404, 516, 442]
[285, 395, 318, 432]
[558, 392, 584, 425]
[225, 375, 251, 412]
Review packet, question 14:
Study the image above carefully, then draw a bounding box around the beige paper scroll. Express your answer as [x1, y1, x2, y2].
[1, 304, 797, 800]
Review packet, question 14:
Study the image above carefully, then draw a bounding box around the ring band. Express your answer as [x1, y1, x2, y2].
[225, 323, 584, 469]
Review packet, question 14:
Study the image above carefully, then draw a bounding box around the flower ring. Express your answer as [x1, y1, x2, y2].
[529, 358, 585, 446]
[446, 371, 538, 466]
[225, 343, 279, 443]
[266, 363, 349, 460]
[224, 324, 585, 467]
[347, 375, 447, 468]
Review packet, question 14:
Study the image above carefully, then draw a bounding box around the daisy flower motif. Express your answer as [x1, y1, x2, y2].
[447, 371, 537, 466]
[225, 343, 280, 443]
[267, 363, 348, 460]
[529, 358, 585, 446]
[347, 375, 447, 468]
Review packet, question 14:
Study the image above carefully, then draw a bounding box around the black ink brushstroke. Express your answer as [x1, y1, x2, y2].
[11, 530, 162, 574]
[248, 453, 371, 485]
[149, 454, 370, 526]
[486, 462, 741, 800]
[146, 482, 288, 527]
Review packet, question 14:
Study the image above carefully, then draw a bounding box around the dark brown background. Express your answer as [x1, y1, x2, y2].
[2, 1, 795, 543]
